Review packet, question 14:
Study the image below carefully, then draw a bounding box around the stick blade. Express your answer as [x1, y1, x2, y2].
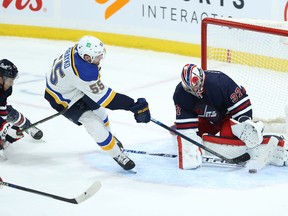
[74, 181, 102, 204]
[232, 152, 251, 164]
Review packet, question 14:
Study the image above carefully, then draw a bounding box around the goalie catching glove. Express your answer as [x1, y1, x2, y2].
[0, 121, 24, 143]
[130, 98, 151, 123]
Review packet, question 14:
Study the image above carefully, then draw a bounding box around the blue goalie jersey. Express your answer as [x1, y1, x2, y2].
[173, 70, 252, 135]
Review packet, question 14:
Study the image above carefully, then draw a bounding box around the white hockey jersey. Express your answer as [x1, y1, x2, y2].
[45, 45, 116, 111]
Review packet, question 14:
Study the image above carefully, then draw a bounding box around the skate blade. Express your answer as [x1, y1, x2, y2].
[126, 167, 138, 174]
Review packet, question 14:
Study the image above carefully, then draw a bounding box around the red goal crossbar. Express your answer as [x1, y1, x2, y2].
[201, 17, 288, 70]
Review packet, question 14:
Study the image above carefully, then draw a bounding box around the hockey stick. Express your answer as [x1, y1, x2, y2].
[124, 149, 244, 167]
[150, 117, 250, 164]
[125, 149, 177, 158]
[0, 177, 101, 204]
[18, 108, 68, 134]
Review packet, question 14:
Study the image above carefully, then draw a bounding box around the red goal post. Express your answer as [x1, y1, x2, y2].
[201, 17, 288, 133]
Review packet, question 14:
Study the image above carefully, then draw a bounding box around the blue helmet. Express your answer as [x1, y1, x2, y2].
[181, 63, 205, 98]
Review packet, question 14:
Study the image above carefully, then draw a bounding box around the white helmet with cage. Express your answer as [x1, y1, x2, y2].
[77, 35, 106, 63]
[181, 63, 205, 98]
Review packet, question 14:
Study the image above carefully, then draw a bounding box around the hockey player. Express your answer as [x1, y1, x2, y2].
[44, 35, 151, 171]
[173, 63, 287, 170]
[0, 59, 44, 159]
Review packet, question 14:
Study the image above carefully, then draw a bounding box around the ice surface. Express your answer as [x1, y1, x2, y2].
[0, 37, 288, 216]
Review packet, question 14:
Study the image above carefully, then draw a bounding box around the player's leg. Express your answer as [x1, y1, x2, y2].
[93, 106, 111, 132]
[203, 134, 287, 168]
[6, 105, 43, 140]
[64, 99, 135, 170]
[79, 110, 135, 170]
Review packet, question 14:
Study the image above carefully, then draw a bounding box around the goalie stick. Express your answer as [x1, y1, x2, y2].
[124, 149, 244, 168]
[150, 117, 250, 164]
[18, 108, 68, 134]
[0, 177, 101, 204]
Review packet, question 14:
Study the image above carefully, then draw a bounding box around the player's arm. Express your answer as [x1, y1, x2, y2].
[173, 86, 199, 132]
[223, 82, 263, 148]
[226, 83, 252, 121]
[79, 79, 150, 123]
[0, 98, 23, 144]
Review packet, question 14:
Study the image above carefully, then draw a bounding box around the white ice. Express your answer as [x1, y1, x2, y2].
[1, 37, 288, 216]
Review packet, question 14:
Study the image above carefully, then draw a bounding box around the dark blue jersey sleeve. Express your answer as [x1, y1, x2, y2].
[106, 93, 135, 111]
[0, 87, 12, 125]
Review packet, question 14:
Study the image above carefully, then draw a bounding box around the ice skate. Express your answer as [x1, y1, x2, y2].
[113, 152, 135, 171]
[114, 136, 124, 151]
[26, 126, 43, 140]
[113, 136, 136, 171]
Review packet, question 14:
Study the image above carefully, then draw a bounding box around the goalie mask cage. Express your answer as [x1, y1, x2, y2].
[201, 17, 288, 133]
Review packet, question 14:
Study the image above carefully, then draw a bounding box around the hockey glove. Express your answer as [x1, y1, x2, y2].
[0, 122, 24, 144]
[130, 98, 151, 123]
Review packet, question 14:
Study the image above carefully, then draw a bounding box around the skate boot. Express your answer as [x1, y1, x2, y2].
[113, 152, 135, 170]
[26, 126, 43, 140]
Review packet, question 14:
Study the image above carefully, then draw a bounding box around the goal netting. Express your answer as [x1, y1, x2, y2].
[201, 17, 288, 133]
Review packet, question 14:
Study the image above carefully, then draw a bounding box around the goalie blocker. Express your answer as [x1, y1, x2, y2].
[177, 119, 288, 170]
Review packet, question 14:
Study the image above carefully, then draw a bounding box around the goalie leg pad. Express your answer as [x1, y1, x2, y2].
[246, 136, 278, 170]
[177, 130, 203, 169]
[231, 119, 264, 148]
[269, 136, 288, 166]
[203, 134, 248, 158]
[203, 134, 285, 168]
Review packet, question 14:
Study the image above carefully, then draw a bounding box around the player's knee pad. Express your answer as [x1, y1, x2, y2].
[177, 130, 203, 169]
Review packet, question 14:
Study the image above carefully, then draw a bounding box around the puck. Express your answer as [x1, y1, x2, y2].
[249, 169, 257, 174]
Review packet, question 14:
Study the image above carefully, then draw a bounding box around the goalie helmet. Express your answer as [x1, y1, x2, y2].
[77, 35, 106, 63]
[181, 63, 205, 98]
[0, 59, 18, 79]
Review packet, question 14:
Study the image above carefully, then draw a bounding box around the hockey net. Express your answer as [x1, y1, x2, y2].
[201, 17, 288, 134]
